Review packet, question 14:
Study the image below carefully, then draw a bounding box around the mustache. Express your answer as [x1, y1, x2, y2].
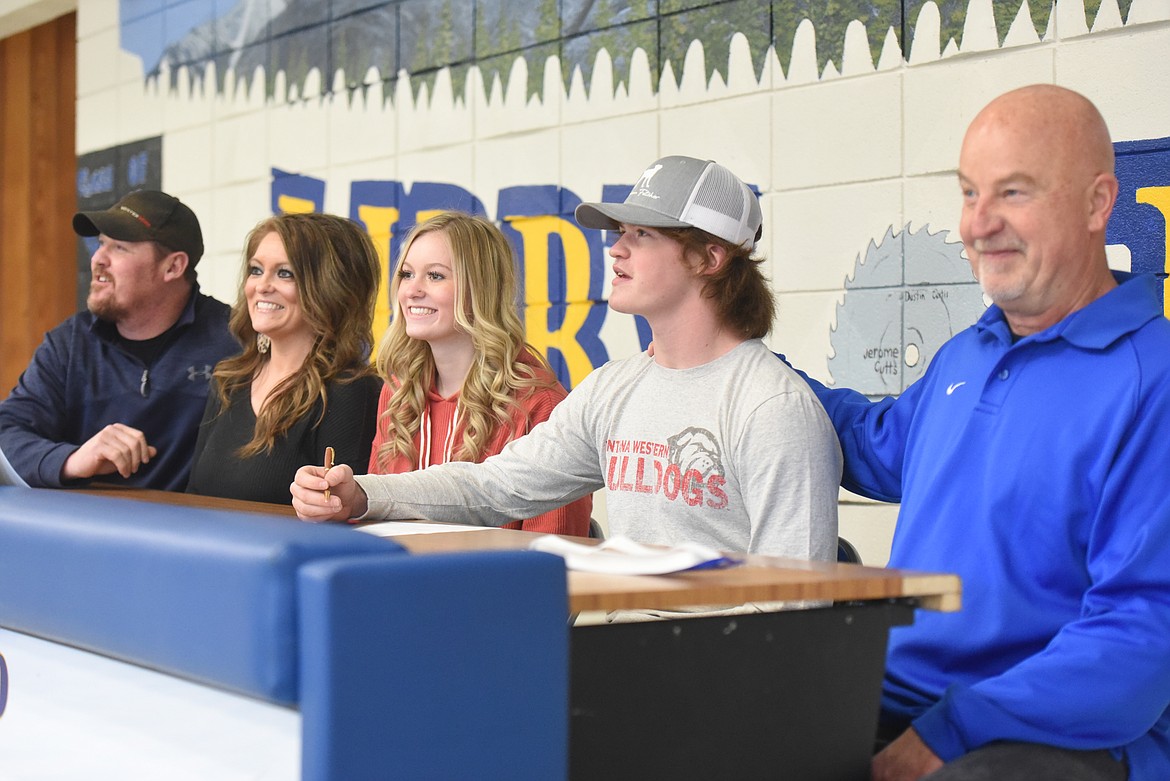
[971, 239, 1024, 254]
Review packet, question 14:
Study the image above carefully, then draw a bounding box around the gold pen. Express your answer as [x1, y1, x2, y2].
[323, 446, 335, 501]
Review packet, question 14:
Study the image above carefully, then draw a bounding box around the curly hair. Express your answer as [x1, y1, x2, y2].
[373, 211, 559, 468]
[214, 213, 380, 457]
[659, 225, 776, 340]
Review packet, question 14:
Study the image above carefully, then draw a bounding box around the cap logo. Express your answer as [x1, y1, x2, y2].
[118, 205, 152, 228]
[631, 164, 664, 200]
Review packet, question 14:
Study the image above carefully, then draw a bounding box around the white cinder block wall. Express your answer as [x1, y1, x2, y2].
[66, 0, 1170, 566]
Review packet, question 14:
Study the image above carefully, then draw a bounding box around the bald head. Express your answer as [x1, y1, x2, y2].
[965, 84, 1114, 184]
[957, 85, 1120, 336]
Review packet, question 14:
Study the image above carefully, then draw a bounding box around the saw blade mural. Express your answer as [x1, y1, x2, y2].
[828, 225, 986, 398]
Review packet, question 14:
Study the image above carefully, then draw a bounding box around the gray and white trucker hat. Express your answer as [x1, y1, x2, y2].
[574, 156, 762, 249]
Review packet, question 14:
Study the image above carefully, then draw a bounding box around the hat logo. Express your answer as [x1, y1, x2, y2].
[631, 164, 663, 200]
[118, 205, 153, 228]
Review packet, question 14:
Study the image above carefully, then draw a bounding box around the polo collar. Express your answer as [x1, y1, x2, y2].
[975, 271, 1161, 350]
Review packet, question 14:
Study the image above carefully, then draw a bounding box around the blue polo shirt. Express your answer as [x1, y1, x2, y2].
[801, 272, 1170, 780]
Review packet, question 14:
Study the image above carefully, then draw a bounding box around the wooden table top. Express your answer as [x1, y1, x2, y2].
[74, 486, 961, 614]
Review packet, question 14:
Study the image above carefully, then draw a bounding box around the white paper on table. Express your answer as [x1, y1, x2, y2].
[354, 521, 494, 537]
[529, 534, 742, 575]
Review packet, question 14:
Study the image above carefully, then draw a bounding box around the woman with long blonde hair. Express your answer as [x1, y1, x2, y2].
[368, 211, 591, 535]
[187, 212, 382, 503]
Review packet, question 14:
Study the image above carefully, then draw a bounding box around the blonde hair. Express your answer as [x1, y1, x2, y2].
[373, 211, 558, 468]
[215, 213, 379, 456]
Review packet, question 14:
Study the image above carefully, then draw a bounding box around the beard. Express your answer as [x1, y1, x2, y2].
[972, 262, 1028, 306]
[969, 241, 1029, 306]
[87, 284, 129, 323]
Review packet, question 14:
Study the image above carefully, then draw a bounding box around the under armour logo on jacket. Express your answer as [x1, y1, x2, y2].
[187, 365, 213, 382]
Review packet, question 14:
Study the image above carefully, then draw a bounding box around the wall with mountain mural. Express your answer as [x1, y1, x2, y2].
[74, 0, 1170, 557]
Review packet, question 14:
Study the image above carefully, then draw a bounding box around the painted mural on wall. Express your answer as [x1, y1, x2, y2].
[828, 226, 983, 396]
[121, 0, 1138, 100]
[1112, 136, 1170, 312]
[88, 0, 1170, 395]
[260, 149, 1170, 394]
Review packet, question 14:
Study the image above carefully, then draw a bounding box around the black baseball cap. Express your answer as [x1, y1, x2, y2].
[73, 190, 204, 264]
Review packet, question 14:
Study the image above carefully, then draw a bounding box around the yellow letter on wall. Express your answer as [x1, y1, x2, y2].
[1136, 186, 1170, 318]
[276, 195, 316, 215]
[505, 214, 597, 387]
[357, 205, 400, 347]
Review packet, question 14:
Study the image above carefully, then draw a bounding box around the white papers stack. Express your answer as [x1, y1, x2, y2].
[529, 535, 742, 575]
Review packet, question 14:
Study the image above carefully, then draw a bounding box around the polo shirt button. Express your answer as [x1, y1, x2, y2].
[998, 369, 1010, 380]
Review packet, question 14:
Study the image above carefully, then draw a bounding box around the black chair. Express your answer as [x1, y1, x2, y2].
[837, 537, 862, 564]
[588, 518, 605, 540]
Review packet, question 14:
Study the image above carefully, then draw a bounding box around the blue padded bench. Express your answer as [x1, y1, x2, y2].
[0, 487, 396, 703]
[0, 487, 569, 780]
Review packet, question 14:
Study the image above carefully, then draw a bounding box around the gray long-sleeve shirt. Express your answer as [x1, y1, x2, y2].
[356, 339, 842, 560]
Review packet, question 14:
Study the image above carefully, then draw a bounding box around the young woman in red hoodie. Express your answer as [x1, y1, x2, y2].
[366, 211, 591, 536]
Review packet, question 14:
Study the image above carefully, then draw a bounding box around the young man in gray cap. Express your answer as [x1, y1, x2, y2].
[0, 190, 239, 490]
[292, 157, 842, 570]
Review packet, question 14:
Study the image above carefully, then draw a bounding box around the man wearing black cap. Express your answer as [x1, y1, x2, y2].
[0, 190, 239, 490]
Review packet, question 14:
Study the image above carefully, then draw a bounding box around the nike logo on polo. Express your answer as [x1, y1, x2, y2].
[946, 382, 966, 395]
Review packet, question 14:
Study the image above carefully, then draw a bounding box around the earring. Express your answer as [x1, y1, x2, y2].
[256, 333, 271, 354]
